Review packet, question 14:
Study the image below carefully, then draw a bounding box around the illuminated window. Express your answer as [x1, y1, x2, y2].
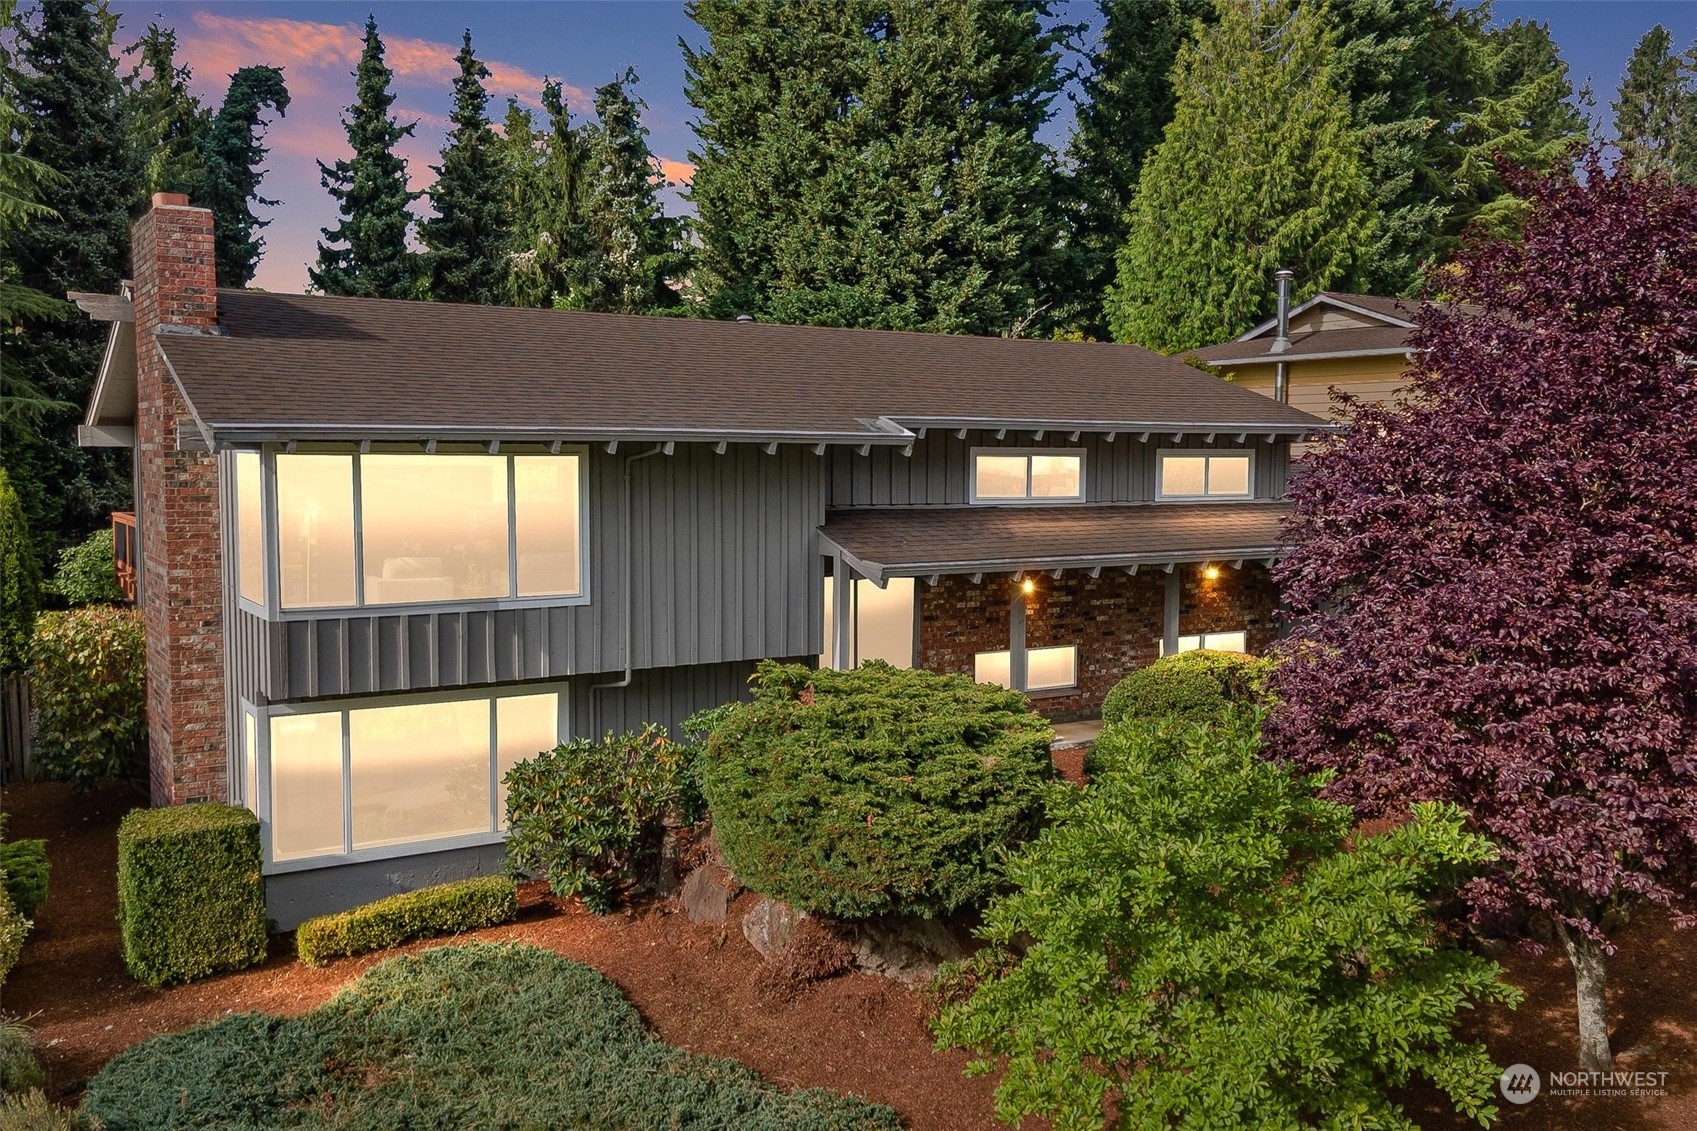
[233, 451, 266, 605]
[821, 575, 915, 668]
[1165, 630, 1249, 655]
[263, 690, 562, 865]
[971, 450, 1084, 503]
[974, 650, 1013, 688]
[1157, 451, 1253, 499]
[973, 644, 1078, 693]
[270, 450, 585, 610]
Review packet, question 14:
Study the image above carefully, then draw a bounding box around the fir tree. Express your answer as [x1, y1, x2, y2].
[495, 97, 548, 306]
[570, 70, 684, 314]
[194, 67, 289, 287]
[1106, 0, 1372, 353]
[3, 0, 139, 570]
[686, 0, 1064, 335]
[311, 15, 419, 299]
[508, 79, 591, 308]
[1061, 0, 1211, 336]
[1612, 25, 1697, 184]
[420, 31, 510, 304]
[124, 23, 208, 199]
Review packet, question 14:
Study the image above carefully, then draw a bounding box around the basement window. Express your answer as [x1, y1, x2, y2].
[970, 449, 1084, 503]
[1164, 630, 1249, 655]
[1156, 451, 1253, 499]
[974, 644, 1078, 694]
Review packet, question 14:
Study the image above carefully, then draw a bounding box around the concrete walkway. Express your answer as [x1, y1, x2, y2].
[1051, 719, 1104, 750]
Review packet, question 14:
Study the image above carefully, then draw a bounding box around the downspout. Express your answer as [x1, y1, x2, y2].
[589, 444, 666, 736]
[1271, 268, 1293, 404]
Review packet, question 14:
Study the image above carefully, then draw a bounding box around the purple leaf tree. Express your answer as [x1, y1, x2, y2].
[1265, 156, 1697, 1073]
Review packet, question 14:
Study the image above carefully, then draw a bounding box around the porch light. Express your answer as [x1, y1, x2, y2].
[1021, 578, 1036, 595]
[1203, 564, 1221, 580]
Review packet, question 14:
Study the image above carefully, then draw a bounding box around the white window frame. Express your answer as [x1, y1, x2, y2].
[252, 684, 570, 873]
[1155, 448, 1256, 501]
[968, 447, 1087, 504]
[236, 444, 592, 620]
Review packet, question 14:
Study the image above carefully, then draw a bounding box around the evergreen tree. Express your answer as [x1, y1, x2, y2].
[570, 69, 684, 314]
[0, 468, 41, 679]
[3, 0, 138, 571]
[1061, 0, 1211, 336]
[686, 0, 1064, 336]
[1446, 17, 1586, 241]
[195, 67, 289, 287]
[311, 15, 419, 299]
[1612, 24, 1697, 183]
[1106, 0, 1372, 353]
[420, 31, 510, 304]
[495, 97, 548, 306]
[507, 80, 591, 308]
[124, 23, 208, 199]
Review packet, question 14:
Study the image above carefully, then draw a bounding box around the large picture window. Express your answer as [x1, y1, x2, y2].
[821, 575, 915, 668]
[1156, 450, 1253, 499]
[266, 449, 585, 611]
[970, 449, 1084, 503]
[266, 689, 563, 865]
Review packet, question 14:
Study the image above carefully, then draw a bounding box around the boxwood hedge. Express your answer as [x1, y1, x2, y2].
[295, 876, 517, 966]
[81, 942, 901, 1130]
[117, 804, 268, 987]
[700, 660, 1056, 920]
[1101, 649, 1274, 729]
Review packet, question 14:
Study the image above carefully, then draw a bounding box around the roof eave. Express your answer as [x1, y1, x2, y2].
[819, 537, 1286, 585]
[1205, 346, 1414, 367]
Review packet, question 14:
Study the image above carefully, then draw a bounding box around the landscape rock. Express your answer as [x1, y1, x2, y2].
[849, 915, 965, 986]
[680, 860, 742, 924]
[741, 898, 806, 960]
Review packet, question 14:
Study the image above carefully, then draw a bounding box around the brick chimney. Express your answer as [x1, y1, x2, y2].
[131, 192, 227, 806]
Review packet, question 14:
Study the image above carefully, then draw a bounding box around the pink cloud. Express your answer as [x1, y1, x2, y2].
[655, 157, 696, 186]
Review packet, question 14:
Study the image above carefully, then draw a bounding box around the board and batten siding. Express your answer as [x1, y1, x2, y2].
[226, 442, 824, 704]
[826, 429, 1290, 507]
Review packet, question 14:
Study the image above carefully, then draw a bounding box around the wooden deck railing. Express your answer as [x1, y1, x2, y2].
[112, 511, 138, 602]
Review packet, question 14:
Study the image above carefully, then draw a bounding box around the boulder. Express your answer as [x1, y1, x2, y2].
[741, 897, 806, 961]
[680, 860, 742, 925]
[849, 915, 965, 986]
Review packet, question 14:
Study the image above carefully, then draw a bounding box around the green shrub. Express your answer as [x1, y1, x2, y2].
[504, 725, 687, 913]
[32, 606, 146, 791]
[83, 942, 900, 1130]
[295, 877, 517, 966]
[0, 470, 40, 679]
[1100, 648, 1273, 729]
[0, 1090, 91, 1131]
[0, 1017, 45, 1094]
[0, 889, 26, 990]
[0, 841, 48, 920]
[46, 528, 124, 606]
[117, 805, 268, 987]
[679, 702, 739, 825]
[701, 660, 1056, 921]
[932, 712, 1521, 1131]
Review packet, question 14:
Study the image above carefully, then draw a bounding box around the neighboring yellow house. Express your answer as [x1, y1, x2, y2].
[1189, 290, 1432, 422]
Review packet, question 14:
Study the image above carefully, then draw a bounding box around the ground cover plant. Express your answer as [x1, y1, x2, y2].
[81, 942, 902, 1130]
[1267, 157, 1697, 1071]
[295, 876, 516, 965]
[933, 712, 1518, 1131]
[504, 724, 687, 913]
[701, 660, 1055, 920]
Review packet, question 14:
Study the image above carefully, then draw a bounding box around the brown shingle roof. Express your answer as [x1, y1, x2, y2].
[155, 290, 1325, 441]
[1189, 324, 1414, 365]
[820, 502, 1290, 579]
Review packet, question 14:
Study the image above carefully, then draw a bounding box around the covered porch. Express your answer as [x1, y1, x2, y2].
[818, 502, 1289, 720]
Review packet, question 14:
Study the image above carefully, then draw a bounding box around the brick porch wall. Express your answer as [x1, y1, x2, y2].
[133, 194, 228, 805]
[916, 563, 1279, 721]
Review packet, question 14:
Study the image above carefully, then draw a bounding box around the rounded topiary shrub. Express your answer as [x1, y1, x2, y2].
[700, 660, 1057, 921]
[1101, 649, 1273, 729]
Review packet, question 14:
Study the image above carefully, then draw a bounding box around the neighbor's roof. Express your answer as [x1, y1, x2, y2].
[143, 290, 1324, 445]
[820, 502, 1289, 581]
[1189, 291, 1446, 368]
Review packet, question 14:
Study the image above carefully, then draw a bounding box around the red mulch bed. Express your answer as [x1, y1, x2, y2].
[6, 776, 1697, 1129]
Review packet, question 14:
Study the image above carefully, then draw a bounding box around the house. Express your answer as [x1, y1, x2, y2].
[76, 194, 1327, 926]
[1189, 270, 1444, 421]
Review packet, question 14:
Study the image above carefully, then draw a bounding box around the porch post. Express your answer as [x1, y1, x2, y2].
[1009, 576, 1028, 690]
[1162, 567, 1181, 657]
[830, 555, 853, 670]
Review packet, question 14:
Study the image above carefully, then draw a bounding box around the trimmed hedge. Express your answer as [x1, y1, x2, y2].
[32, 605, 146, 790]
[0, 840, 49, 920]
[117, 804, 268, 987]
[82, 943, 901, 1130]
[295, 876, 517, 966]
[700, 660, 1056, 920]
[1101, 649, 1274, 728]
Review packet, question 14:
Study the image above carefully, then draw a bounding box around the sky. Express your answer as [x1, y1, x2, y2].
[102, 0, 1697, 294]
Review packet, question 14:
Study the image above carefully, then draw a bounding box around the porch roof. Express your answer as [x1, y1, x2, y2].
[819, 502, 1290, 583]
